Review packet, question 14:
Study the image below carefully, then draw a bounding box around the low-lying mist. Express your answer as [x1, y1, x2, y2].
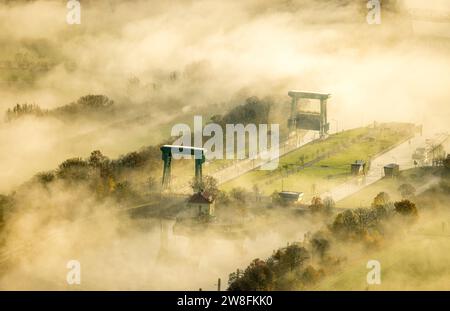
[0, 0, 449, 192]
[0, 0, 449, 290]
[0, 177, 322, 290]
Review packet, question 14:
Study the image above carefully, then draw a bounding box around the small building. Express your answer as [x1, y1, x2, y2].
[384, 163, 399, 178]
[187, 191, 215, 217]
[278, 191, 304, 204]
[351, 160, 366, 176]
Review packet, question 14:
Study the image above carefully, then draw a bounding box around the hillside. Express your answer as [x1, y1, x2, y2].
[336, 166, 442, 208]
[311, 212, 450, 290]
[227, 167, 450, 291]
[312, 169, 450, 290]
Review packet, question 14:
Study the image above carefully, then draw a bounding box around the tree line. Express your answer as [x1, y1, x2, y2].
[4, 95, 115, 122]
[227, 191, 419, 291]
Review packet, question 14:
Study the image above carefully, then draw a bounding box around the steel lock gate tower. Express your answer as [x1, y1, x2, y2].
[288, 90, 330, 138]
[160, 145, 206, 192]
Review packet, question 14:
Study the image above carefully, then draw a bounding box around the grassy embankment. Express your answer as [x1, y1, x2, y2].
[313, 167, 450, 290]
[311, 215, 450, 291]
[336, 167, 442, 208]
[221, 123, 415, 201]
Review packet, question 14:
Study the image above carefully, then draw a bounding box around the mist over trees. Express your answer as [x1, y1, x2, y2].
[5, 95, 115, 122]
[0, 93, 279, 221]
[0, 0, 448, 292]
[227, 190, 423, 291]
[210, 96, 272, 127]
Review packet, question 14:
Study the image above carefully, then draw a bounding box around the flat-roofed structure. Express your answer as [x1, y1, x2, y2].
[384, 163, 400, 178]
[288, 90, 330, 138]
[278, 191, 304, 204]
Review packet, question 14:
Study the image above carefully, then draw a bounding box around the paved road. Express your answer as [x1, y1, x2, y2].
[320, 134, 432, 202]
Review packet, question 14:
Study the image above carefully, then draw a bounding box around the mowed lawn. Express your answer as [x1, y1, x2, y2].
[221, 123, 414, 201]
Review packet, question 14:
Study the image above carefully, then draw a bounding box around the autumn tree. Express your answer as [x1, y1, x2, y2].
[310, 196, 325, 213]
[331, 209, 360, 239]
[57, 158, 90, 181]
[215, 96, 271, 127]
[88, 150, 108, 168]
[190, 175, 219, 198]
[35, 171, 55, 184]
[228, 259, 273, 291]
[281, 245, 310, 272]
[372, 192, 390, 207]
[394, 200, 418, 217]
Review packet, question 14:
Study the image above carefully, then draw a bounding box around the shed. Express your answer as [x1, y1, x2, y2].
[384, 163, 399, 178]
[278, 191, 304, 204]
[351, 160, 366, 175]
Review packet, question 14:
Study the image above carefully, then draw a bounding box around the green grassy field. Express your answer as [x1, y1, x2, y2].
[220, 123, 415, 201]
